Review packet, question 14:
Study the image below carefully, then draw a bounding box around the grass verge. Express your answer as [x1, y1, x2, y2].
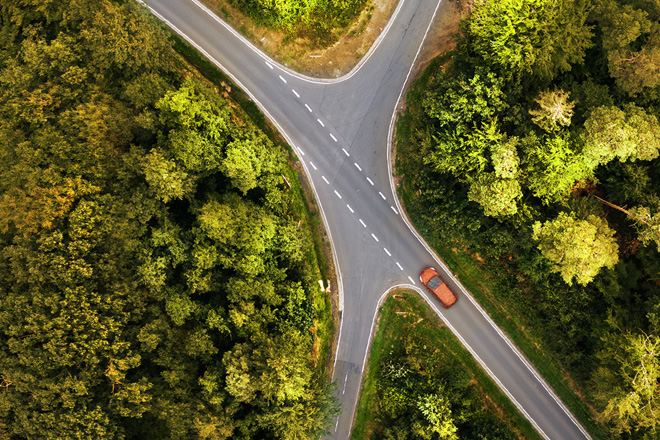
[394, 59, 608, 439]
[165, 29, 336, 375]
[352, 290, 541, 440]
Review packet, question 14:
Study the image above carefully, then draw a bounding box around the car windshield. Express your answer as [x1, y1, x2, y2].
[427, 275, 442, 290]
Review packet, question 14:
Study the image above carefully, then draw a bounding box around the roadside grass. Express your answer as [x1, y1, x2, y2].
[352, 290, 542, 440]
[164, 28, 336, 374]
[394, 59, 608, 439]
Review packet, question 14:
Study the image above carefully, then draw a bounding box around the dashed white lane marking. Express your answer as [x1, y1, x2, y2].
[330, 133, 338, 142]
[391, 206, 399, 214]
[378, 192, 386, 200]
[371, 233, 379, 242]
[265, 61, 273, 69]
[396, 262, 403, 270]
[322, 176, 329, 184]
[278, 75, 287, 83]
[292, 89, 300, 98]
[334, 190, 342, 199]
[297, 147, 305, 156]
[342, 148, 350, 156]
[366, 177, 374, 185]
[359, 219, 366, 228]
[317, 118, 325, 127]
[305, 104, 312, 112]
[384, 248, 391, 256]
[347, 204, 354, 213]
[309, 161, 317, 170]
[408, 276, 416, 284]
[354, 162, 362, 171]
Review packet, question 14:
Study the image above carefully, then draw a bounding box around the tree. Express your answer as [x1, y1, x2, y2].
[465, 0, 593, 79]
[595, 0, 660, 95]
[523, 135, 593, 204]
[532, 212, 619, 285]
[594, 329, 660, 436]
[413, 394, 459, 440]
[583, 104, 660, 166]
[468, 173, 522, 217]
[529, 89, 575, 131]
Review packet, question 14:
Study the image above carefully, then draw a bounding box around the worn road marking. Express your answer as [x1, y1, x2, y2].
[378, 191, 386, 200]
[322, 176, 329, 184]
[347, 204, 354, 213]
[354, 162, 362, 171]
[317, 118, 325, 127]
[384, 248, 391, 256]
[359, 219, 366, 228]
[265, 61, 273, 69]
[408, 276, 416, 284]
[309, 161, 317, 170]
[278, 75, 287, 83]
[330, 133, 338, 142]
[391, 206, 399, 214]
[371, 233, 379, 242]
[366, 177, 374, 185]
[305, 104, 312, 112]
[292, 89, 300, 98]
[334, 190, 342, 199]
[396, 262, 403, 270]
[342, 148, 350, 156]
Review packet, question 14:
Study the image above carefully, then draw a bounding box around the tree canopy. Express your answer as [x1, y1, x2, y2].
[0, 1, 338, 438]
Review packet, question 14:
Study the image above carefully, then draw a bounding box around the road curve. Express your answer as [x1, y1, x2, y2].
[141, 1, 592, 439]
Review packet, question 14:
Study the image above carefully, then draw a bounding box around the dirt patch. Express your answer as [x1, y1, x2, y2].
[202, 0, 399, 77]
[412, 0, 473, 78]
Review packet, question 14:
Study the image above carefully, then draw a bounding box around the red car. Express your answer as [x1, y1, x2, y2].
[420, 267, 457, 308]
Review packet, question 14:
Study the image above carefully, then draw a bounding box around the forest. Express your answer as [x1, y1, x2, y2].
[0, 1, 338, 439]
[396, 0, 660, 438]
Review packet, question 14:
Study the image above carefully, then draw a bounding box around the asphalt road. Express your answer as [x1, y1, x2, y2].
[142, 1, 593, 439]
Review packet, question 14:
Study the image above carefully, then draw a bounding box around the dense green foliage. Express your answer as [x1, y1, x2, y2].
[0, 1, 338, 438]
[352, 293, 535, 440]
[227, 0, 367, 44]
[397, 0, 660, 438]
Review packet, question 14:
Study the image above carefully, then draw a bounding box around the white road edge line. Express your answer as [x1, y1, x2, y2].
[278, 75, 287, 83]
[334, 190, 342, 199]
[384, 248, 391, 256]
[322, 176, 329, 184]
[317, 118, 325, 127]
[366, 177, 374, 185]
[382, 0, 590, 435]
[142, 4, 355, 432]
[359, 219, 366, 228]
[330, 133, 338, 142]
[309, 161, 317, 170]
[305, 104, 312, 112]
[371, 234, 379, 242]
[292, 89, 300, 97]
[347, 204, 354, 213]
[354, 162, 362, 171]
